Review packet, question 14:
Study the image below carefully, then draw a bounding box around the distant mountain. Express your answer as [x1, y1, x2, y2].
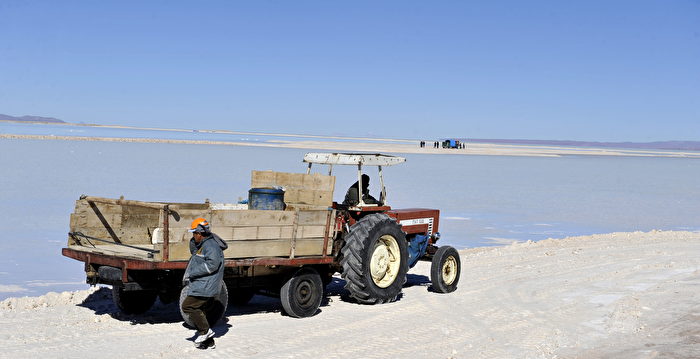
[0, 113, 64, 123]
[467, 138, 700, 152]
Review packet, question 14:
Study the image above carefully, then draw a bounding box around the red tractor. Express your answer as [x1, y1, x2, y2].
[303, 153, 461, 305]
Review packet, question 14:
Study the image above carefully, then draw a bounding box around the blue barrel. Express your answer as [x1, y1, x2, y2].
[248, 188, 286, 210]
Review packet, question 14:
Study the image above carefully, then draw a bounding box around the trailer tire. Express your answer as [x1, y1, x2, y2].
[430, 246, 461, 293]
[340, 213, 408, 304]
[280, 267, 324, 318]
[112, 287, 157, 314]
[179, 282, 229, 328]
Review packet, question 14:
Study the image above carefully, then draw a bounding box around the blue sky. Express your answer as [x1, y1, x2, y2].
[1, 1, 698, 141]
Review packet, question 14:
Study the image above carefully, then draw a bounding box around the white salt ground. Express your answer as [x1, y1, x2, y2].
[0, 230, 698, 358]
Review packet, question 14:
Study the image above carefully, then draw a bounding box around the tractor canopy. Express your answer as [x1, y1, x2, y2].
[303, 153, 406, 208]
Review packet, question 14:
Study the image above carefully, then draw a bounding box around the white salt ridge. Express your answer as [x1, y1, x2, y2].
[0, 287, 100, 311]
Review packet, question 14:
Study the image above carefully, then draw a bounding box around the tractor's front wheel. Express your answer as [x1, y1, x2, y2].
[340, 214, 408, 304]
[430, 246, 461, 293]
[179, 282, 228, 327]
[112, 287, 157, 314]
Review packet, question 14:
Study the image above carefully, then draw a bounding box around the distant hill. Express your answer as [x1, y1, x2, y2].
[0, 113, 64, 123]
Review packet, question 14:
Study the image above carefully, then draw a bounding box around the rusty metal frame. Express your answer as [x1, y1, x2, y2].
[162, 204, 170, 262]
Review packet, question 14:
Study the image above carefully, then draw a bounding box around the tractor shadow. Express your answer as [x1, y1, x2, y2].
[324, 273, 432, 305]
[405, 273, 432, 288]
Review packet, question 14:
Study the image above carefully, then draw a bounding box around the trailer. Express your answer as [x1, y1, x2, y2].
[62, 153, 461, 324]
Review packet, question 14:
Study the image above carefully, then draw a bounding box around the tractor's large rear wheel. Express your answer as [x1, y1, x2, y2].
[340, 214, 408, 304]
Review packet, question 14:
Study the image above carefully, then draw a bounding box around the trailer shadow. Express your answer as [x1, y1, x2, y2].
[78, 287, 284, 325]
[78, 287, 183, 324]
[78, 273, 434, 324]
[226, 294, 283, 316]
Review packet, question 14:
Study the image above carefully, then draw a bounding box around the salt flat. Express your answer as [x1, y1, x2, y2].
[1, 134, 698, 358]
[3, 133, 700, 158]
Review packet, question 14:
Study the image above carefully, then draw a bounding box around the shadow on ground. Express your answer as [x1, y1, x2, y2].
[78, 273, 435, 324]
[79, 287, 283, 325]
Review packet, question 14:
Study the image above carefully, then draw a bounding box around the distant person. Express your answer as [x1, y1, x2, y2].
[181, 218, 228, 349]
[342, 174, 379, 206]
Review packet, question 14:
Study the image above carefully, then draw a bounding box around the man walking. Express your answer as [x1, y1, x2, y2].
[181, 217, 228, 348]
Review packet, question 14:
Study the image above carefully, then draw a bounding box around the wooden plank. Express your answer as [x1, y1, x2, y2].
[161, 208, 212, 228]
[296, 189, 314, 205]
[84, 206, 121, 228]
[158, 241, 191, 261]
[151, 227, 190, 244]
[299, 225, 326, 238]
[160, 237, 329, 260]
[285, 204, 332, 211]
[258, 226, 283, 239]
[303, 174, 336, 191]
[220, 226, 294, 241]
[315, 191, 334, 206]
[211, 210, 295, 226]
[222, 238, 326, 258]
[231, 227, 258, 240]
[250, 170, 335, 207]
[69, 243, 155, 260]
[251, 170, 276, 187]
[283, 188, 300, 204]
[297, 210, 330, 225]
[71, 227, 154, 245]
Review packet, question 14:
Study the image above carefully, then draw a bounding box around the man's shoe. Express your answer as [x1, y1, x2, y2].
[194, 329, 215, 344]
[196, 338, 216, 350]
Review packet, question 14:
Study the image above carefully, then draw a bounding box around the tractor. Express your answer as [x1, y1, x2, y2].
[62, 152, 461, 324]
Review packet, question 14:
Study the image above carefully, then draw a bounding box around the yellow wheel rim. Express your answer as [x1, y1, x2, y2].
[370, 234, 401, 288]
[442, 255, 458, 285]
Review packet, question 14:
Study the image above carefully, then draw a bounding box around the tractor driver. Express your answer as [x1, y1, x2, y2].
[342, 174, 379, 206]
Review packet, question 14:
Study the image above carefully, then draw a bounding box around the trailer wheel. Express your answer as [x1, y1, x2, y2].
[179, 282, 229, 327]
[112, 287, 157, 314]
[430, 246, 461, 293]
[340, 213, 408, 304]
[280, 267, 324, 318]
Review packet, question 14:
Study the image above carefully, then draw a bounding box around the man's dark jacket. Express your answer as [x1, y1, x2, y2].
[183, 233, 228, 297]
